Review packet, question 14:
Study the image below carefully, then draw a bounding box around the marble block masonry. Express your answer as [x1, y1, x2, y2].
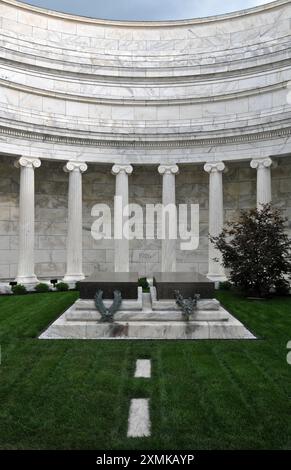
[0, 0, 291, 284]
[40, 290, 256, 340]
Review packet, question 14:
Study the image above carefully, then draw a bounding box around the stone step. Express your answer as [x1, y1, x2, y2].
[74, 287, 143, 312]
[151, 299, 220, 311]
[66, 309, 228, 322]
[40, 316, 256, 341]
[74, 295, 220, 312]
[149, 287, 220, 311]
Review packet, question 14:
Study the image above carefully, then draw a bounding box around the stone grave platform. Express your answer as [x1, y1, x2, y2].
[39, 292, 256, 341]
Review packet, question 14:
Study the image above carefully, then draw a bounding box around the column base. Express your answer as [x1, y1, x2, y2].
[63, 274, 85, 283]
[114, 267, 129, 273]
[15, 275, 39, 285]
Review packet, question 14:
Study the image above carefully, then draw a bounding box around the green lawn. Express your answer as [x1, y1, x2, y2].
[0, 291, 291, 449]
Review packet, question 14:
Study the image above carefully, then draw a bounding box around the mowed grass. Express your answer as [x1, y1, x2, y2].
[0, 291, 291, 449]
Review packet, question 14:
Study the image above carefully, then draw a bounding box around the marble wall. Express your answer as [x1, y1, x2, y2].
[0, 156, 290, 280]
[1, 0, 291, 164]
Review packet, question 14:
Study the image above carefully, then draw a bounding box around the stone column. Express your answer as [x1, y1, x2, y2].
[158, 164, 179, 272]
[111, 164, 133, 272]
[63, 161, 88, 282]
[250, 157, 273, 208]
[14, 157, 41, 284]
[204, 161, 226, 281]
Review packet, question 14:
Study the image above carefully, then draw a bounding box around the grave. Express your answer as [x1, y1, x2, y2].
[153, 272, 215, 300]
[79, 272, 139, 299]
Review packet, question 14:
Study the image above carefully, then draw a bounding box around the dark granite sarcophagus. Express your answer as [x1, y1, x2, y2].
[79, 272, 139, 299]
[153, 272, 215, 300]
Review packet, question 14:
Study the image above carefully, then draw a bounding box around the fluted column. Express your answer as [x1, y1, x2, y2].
[158, 164, 179, 272]
[204, 162, 226, 281]
[250, 157, 273, 208]
[14, 157, 41, 284]
[63, 161, 88, 282]
[111, 164, 133, 272]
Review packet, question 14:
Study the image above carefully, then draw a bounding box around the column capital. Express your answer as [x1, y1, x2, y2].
[158, 164, 179, 175]
[250, 157, 273, 170]
[111, 164, 133, 176]
[64, 161, 88, 173]
[15, 157, 41, 169]
[204, 161, 225, 174]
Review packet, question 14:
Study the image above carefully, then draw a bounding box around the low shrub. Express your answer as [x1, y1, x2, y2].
[211, 204, 291, 298]
[35, 283, 50, 293]
[219, 281, 232, 291]
[12, 284, 27, 295]
[275, 279, 290, 296]
[56, 282, 69, 292]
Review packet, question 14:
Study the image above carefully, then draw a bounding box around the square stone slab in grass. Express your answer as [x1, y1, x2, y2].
[79, 271, 139, 299]
[153, 272, 215, 300]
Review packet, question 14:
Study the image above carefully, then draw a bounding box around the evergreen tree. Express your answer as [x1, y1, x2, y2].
[211, 204, 291, 297]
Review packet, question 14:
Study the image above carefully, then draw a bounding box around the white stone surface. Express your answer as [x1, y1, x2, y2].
[134, 360, 151, 378]
[0, 0, 291, 165]
[39, 293, 256, 340]
[66, 286, 143, 320]
[158, 164, 179, 272]
[204, 162, 226, 281]
[112, 164, 133, 272]
[14, 156, 41, 284]
[150, 286, 220, 312]
[127, 399, 151, 438]
[39, 314, 256, 340]
[250, 157, 273, 208]
[0, 282, 12, 294]
[63, 161, 87, 282]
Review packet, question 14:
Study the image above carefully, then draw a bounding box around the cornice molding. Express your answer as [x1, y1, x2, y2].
[1, 35, 290, 83]
[1, 125, 291, 149]
[1, 0, 289, 27]
[1, 54, 291, 86]
[0, 78, 288, 106]
[0, 53, 291, 86]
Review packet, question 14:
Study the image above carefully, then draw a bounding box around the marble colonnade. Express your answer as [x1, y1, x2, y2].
[14, 157, 274, 284]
